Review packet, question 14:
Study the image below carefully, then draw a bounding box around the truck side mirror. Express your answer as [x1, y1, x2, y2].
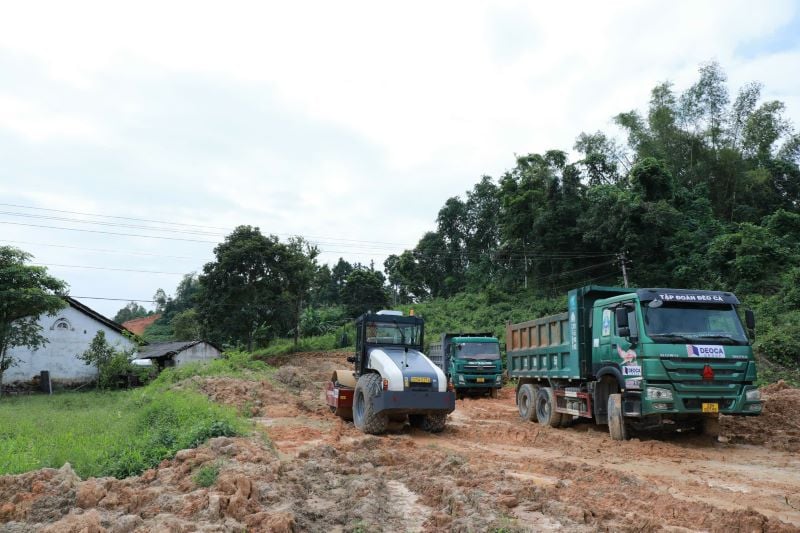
[615, 307, 629, 328]
[745, 309, 755, 339]
[745, 309, 755, 330]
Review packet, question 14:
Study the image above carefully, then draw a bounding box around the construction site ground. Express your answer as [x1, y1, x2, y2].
[1, 351, 799, 532]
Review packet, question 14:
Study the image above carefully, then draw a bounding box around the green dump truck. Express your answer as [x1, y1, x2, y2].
[508, 285, 762, 440]
[429, 333, 503, 398]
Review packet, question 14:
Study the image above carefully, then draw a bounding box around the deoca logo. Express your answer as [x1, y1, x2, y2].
[686, 345, 725, 358]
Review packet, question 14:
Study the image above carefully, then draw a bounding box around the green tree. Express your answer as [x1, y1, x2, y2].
[113, 302, 151, 324]
[341, 267, 389, 318]
[0, 247, 68, 387]
[283, 237, 319, 346]
[197, 226, 318, 350]
[171, 309, 201, 340]
[76, 330, 134, 389]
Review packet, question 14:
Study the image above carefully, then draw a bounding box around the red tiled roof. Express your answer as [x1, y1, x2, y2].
[122, 314, 162, 335]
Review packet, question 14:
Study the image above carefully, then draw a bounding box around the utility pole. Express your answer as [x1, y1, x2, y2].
[619, 253, 629, 288]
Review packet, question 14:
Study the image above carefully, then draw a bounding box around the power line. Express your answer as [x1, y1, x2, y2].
[1, 220, 617, 260]
[0, 204, 621, 258]
[1, 220, 217, 243]
[0, 203, 415, 247]
[0, 239, 198, 260]
[71, 296, 157, 303]
[0, 202, 231, 231]
[34, 263, 186, 275]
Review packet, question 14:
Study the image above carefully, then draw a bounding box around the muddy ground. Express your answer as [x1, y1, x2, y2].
[1, 351, 799, 532]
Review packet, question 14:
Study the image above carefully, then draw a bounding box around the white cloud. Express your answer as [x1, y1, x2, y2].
[0, 0, 798, 315]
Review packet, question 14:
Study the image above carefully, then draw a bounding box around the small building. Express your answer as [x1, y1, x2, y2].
[135, 341, 222, 368]
[3, 297, 137, 386]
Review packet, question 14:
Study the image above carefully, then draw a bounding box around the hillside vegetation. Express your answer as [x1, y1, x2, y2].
[124, 61, 798, 377]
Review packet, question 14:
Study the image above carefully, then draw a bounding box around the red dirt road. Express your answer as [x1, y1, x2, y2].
[1, 351, 798, 532]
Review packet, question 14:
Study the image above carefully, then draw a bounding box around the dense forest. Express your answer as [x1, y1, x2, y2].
[135, 62, 799, 371]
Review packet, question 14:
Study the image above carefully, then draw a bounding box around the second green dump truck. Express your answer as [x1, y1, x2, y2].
[508, 285, 763, 440]
[429, 333, 503, 398]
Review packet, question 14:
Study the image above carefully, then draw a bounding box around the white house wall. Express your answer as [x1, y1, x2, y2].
[3, 306, 136, 384]
[174, 343, 221, 366]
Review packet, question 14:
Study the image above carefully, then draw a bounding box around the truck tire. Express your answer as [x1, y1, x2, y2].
[420, 412, 447, 433]
[489, 387, 499, 399]
[536, 387, 562, 428]
[353, 373, 388, 435]
[517, 384, 538, 422]
[607, 393, 629, 441]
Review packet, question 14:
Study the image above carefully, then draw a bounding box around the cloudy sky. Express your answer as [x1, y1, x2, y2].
[1, 1, 799, 317]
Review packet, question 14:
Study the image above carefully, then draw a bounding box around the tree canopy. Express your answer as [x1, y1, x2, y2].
[0, 246, 68, 384]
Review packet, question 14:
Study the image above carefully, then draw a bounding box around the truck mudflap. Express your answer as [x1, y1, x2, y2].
[373, 390, 456, 415]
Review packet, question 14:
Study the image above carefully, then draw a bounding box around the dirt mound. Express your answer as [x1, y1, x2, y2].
[0, 437, 288, 532]
[722, 383, 800, 451]
[4, 352, 800, 531]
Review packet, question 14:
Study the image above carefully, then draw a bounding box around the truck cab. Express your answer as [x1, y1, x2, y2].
[448, 336, 503, 397]
[508, 285, 762, 440]
[593, 288, 761, 434]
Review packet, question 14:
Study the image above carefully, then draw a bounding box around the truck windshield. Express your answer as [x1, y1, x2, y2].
[454, 342, 501, 360]
[366, 322, 421, 346]
[642, 303, 748, 345]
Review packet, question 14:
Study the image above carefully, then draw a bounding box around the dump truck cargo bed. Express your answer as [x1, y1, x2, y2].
[506, 285, 633, 381]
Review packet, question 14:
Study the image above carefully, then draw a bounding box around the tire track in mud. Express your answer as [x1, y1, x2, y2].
[3, 351, 796, 532]
[259, 353, 800, 531]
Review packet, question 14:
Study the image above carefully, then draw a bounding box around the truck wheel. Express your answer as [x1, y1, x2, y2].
[517, 384, 538, 422]
[607, 393, 629, 441]
[420, 412, 447, 433]
[489, 388, 499, 399]
[353, 373, 388, 435]
[536, 387, 562, 428]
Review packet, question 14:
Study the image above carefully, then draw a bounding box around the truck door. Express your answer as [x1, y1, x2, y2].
[597, 302, 641, 377]
[596, 306, 615, 363]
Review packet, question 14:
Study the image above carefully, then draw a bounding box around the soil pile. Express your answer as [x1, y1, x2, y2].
[723, 380, 800, 451]
[2, 353, 799, 532]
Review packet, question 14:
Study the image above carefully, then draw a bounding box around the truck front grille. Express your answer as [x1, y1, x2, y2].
[682, 398, 735, 410]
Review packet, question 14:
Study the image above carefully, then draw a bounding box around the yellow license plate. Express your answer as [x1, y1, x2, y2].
[410, 377, 431, 383]
[476, 377, 485, 383]
[702, 403, 719, 413]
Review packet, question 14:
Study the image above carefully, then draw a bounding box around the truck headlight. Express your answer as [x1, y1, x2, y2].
[457, 375, 465, 384]
[745, 389, 761, 401]
[645, 387, 673, 401]
[495, 374, 502, 383]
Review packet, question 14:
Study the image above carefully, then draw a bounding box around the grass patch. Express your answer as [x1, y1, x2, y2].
[254, 332, 350, 357]
[149, 350, 274, 387]
[0, 383, 248, 479]
[193, 463, 220, 487]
